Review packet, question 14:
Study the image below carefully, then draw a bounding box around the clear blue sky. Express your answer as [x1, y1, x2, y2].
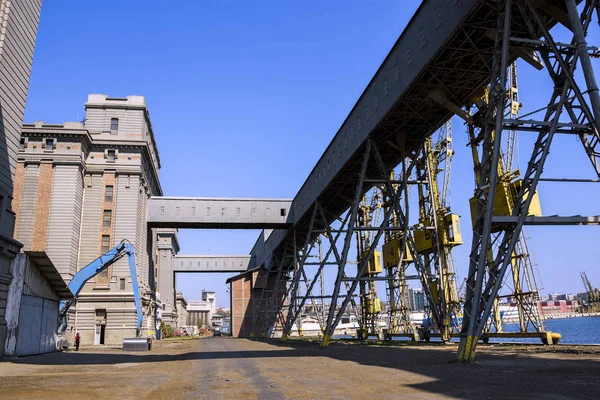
[24, 1, 600, 308]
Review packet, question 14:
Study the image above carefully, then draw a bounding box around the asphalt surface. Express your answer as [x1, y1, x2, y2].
[1, 337, 600, 399]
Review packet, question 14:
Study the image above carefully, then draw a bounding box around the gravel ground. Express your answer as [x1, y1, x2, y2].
[1, 337, 599, 399]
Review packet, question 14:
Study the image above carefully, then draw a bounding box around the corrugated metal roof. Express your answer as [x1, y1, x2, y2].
[25, 251, 73, 299]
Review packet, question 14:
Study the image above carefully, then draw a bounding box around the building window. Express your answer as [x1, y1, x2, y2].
[110, 118, 119, 134]
[101, 235, 111, 253]
[107, 150, 116, 161]
[44, 138, 55, 150]
[103, 210, 112, 227]
[19, 138, 27, 150]
[280, 208, 286, 217]
[105, 185, 114, 202]
[119, 278, 126, 291]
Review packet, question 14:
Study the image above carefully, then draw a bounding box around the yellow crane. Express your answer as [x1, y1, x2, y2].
[466, 63, 558, 344]
[579, 271, 600, 313]
[356, 194, 384, 339]
[380, 121, 463, 342]
[413, 120, 463, 341]
[381, 172, 416, 340]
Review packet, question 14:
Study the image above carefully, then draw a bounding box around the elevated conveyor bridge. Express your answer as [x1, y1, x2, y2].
[250, 0, 569, 267]
[149, 0, 599, 361]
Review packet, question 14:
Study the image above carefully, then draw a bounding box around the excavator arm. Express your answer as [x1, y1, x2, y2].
[58, 240, 143, 336]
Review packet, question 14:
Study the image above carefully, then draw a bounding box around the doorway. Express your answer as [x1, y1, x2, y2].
[94, 324, 106, 345]
[94, 309, 107, 345]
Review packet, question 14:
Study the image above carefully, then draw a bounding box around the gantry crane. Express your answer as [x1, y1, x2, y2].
[379, 121, 462, 342]
[413, 120, 463, 341]
[465, 63, 555, 344]
[382, 173, 415, 340]
[354, 194, 383, 339]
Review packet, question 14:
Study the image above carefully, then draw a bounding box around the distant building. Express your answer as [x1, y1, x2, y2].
[538, 300, 580, 315]
[408, 288, 425, 312]
[176, 291, 188, 329]
[211, 314, 224, 329]
[548, 293, 567, 301]
[187, 290, 217, 328]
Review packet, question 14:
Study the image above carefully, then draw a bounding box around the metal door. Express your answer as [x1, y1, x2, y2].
[15, 295, 59, 356]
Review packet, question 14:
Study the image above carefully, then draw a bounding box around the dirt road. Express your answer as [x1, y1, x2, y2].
[1, 337, 599, 399]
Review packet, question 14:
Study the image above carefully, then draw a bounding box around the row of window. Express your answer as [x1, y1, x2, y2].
[98, 234, 128, 292]
[163, 205, 287, 218]
[19, 117, 119, 150]
[104, 184, 114, 227]
[24, 137, 119, 162]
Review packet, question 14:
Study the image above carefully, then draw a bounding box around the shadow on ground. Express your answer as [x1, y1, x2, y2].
[5, 337, 600, 399]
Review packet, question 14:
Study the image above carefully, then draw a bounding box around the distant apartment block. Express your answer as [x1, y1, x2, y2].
[548, 293, 567, 301]
[408, 288, 425, 312]
[14, 94, 165, 345]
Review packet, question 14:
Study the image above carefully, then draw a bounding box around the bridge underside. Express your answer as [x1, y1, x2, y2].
[257, 0, 566, 267]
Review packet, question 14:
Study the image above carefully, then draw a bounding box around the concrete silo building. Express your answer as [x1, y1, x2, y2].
[14, 94, 164, 345]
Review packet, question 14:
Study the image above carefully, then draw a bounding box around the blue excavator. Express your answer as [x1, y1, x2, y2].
[57, 240, 150, 351]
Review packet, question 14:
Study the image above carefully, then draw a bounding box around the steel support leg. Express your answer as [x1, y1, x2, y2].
[458, 0, 512, 362]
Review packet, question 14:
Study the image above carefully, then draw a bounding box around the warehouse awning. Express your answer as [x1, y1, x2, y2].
[25, 251, 73, 299]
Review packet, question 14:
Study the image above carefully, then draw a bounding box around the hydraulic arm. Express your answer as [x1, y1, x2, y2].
[58, 240, 142, 336]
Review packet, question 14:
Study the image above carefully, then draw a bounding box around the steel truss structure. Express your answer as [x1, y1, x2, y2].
[466, 63, 549, 343]
[248, 0, 599, 363]
[251, 122, 463, 344]
[413, 121, 462, 341]
[458, 0, 600, 362]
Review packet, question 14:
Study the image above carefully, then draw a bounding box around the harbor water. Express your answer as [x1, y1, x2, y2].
[542, 316, 600, 345]
[333, 316, 600, 344]
[481, 316, 600, 345]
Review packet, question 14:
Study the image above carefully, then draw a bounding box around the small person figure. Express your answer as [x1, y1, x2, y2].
[75, 332, 81, 351]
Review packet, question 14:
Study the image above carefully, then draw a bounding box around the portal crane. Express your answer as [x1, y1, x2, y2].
[413, 120, 462, 341]
[465, 62, 555, 344]
[580, 271, 600, 312]
[58, 240, 146, 348]
[356, 193, 384, 339]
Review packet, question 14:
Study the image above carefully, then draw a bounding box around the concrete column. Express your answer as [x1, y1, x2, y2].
[0, 237, 22, 358]
[3, 254, 26, 356]
[156, 229, 179, 327]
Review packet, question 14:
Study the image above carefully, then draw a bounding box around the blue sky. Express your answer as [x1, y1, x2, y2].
[25, 1, 600, 308]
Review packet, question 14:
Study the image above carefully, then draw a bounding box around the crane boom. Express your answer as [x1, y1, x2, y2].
[58, 240, 142, 336]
